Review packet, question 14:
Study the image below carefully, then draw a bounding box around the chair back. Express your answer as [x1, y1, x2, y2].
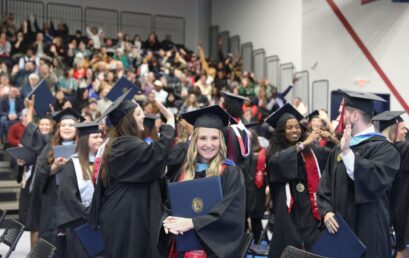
[280, 246, 329, 258]
[239, 232, 254, 258]
[27, 238, 57, 258]
[0, 219, 25, 258]
[0, 209, 6, 225]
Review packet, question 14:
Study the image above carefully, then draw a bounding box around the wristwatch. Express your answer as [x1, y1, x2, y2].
[296, 142, 305, 151]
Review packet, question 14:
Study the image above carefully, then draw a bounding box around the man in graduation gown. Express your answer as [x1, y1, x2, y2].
[317, 89, 401, 258]
[222, 92, 253, 216]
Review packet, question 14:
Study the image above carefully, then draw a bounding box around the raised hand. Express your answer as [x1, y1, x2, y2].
[340, 124, 352, 154]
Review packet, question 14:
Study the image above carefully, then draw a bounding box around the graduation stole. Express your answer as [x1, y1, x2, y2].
[285, 148, 321, 221]
[227, 119, 251, 161]
[72, 155, 95, 207]
[255, 148, 266, 189]
[92, 138, 109, 184]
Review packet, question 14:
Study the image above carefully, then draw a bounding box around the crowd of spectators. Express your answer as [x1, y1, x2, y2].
[0, 12, 320, 146]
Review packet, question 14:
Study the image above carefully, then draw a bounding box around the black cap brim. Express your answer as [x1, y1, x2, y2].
[180, 105, 236, 131]
[74, 121, 101, 137]
[373, 111, 405, 132]
[265, 103, 304, 128]
[97, 88, 137, 126]
[52, 108, 85, 123]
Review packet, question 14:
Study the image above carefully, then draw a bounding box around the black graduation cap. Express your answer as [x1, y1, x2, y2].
[180, 105, 236, 131]
[52, 108, 85, 123]
[265, 103, 304, 128]
[106, 77, 139, 102]
[372, 111, 405, 132]
[307, 110, 320, 122]
[27, 79, 56, 118]
[74, 121, 101, 137]
[222, 91, 250, 105]
[338, 89, 386, 117]
[98, 88, 137, 127]
[144, 114, 160, 131]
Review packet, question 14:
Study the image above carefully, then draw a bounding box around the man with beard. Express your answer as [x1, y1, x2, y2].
[317, 89, 400, 258]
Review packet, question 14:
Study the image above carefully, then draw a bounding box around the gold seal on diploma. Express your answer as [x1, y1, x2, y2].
[192, 198, 203, 213]
[121, 87, 129, 94]
[296, 183, 305, 193]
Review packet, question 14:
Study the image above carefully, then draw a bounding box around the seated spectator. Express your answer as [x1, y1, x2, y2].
[39, 63, 58, 94]
[0, 86, 24, 141]
[0, 32, 12, 58]
[21, 73, 39, 99]
[193, 73, 212, 101]
[7, 108, 28, 147]
[152, 80, 168, 104]
[0, 73, 11, 98]
[180, 93, 199, 113]
[56, 68, 78, 97]
[86, 26, 103, 50]
[293, 96, 308, 117]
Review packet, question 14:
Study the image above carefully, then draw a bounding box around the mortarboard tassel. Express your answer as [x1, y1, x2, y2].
[337, 99, 346, 134]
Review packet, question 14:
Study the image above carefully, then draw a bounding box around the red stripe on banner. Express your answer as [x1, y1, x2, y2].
[326, 0, 409, 113]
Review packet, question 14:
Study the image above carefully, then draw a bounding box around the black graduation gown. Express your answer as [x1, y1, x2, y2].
[31, 143, 67, 245]
[159, 165, 246, 258]
[90, 124, 175, 258]
[267, 145, 329, 258]
[224, 124, 253, 215]
[57, 160, 92, 258]
[317, 136, 400, 258]
[21, 123, 50, 231]
[166, 141, 188, 182]
[391, 141, 409, 251]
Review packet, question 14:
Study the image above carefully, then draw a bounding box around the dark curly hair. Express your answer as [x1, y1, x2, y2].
[267, 117, 306, 158]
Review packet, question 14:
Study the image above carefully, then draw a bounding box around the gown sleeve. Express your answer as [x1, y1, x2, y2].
[109, 124, 175, 183]
[192, 166, 246, 257]
[267, 145, 299, 183]
[353, 142, 400, 204]
[317, 148, 337, 217]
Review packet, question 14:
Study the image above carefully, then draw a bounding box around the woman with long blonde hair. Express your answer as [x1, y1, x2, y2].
[162, 105, 246, 258]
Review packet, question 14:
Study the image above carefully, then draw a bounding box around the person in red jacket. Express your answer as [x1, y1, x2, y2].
[7, 108, 28, 147]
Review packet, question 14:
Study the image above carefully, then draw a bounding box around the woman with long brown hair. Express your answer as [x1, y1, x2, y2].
[56, 121, 103, 258]
[162, 105, 246, 258]
[90, 91, 175, 258]
[32, 108, 82, 255]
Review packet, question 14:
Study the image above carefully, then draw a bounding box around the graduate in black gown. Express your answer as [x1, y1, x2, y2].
[265, 103, 329, 258]
[222, 92, 253, 219]
[246, 124, 268, 244]
[31, 108, 83, 256]
[89, 90, 175, 258]
[317, 90, 401, 258]
[56, 121, 103, 258]
[162, 105, 246, 258]
[17, 97, 52, 248]
[373, 111, 409, 258]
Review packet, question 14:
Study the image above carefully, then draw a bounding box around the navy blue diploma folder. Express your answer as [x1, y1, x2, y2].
[53, 144, 77, 159]
[27, 80, 56, 118]
[311, 212, 367, 258]
[6, 147, 36, 165]
[75, 223, 105, 256]
[167, 176, 223, 252]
